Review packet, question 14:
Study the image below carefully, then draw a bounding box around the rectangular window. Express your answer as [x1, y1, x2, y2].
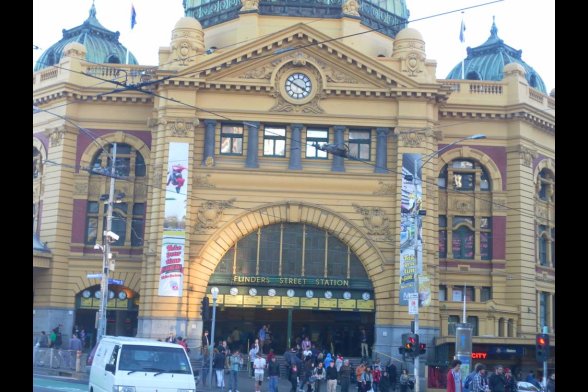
[220, 124, 244, 155]
[85, 201, 99, 245]
[453, 173, 474, 190]
[263, 127, 286, 157]
[452, 287, 462, 302]
[481, 287, 492, 302]
[539, 292, 549, 330]
[348, 130, 371, 160]
[439, 285, 447, 301]
[306, 129, 328, 159]
[467, 316, 479, 336]
[551, 228, 555, 268]
[539, 236, 548, 266]
[439, 215, 447, 258]
[131, 203, 145, 246]
[480, 232, 492, 260]
[448, 315, 460, 335]
[465, 286, 475, 302]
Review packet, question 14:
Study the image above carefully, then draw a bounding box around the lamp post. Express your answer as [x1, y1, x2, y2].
[96, 143, 118, 343]
[208, 287, 219, 387]
[409, 134, 485, 392]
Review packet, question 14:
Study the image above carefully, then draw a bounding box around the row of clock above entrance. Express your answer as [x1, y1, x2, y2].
[219, 287, 372, 301]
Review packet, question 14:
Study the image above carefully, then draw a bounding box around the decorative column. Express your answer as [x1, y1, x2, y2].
[245, 121, 260, 168]
[374, 127, 390, 173]
[289, 124, 303, 170]
[202, 120, 216, 166]
[332, 126, 346, 172]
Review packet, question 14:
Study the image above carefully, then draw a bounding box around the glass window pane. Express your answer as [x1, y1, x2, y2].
[452, 226, 474, 259]
[265, 128, 285, 137]
[481, 232, 492, 260]
[216, 247, 234, 274]
[232, 138, 243, 154]
[349, 131, 369, 140]
[259, 225, 281, 275]
[263, 139, 274, 155]
[221, 137, 232, 153]
[349, 252, 368, 278]
[86, 217, 98, 245]
[282, 224, 303, 276]
[327, 236, 348, 278]
[452, 160, 474, 169]
[237, 233, 258, 275]
[439, 285, 447, 301]
[304, 226, 326, 277]
[317, 148, 327, 158]
[439, 230, 447, 258]
[131, 219, 144, 246]
[115, 143, 132, 154]
[359, 144, 370, 160]
[307, 130, 327, 139]
[275, 140, 286, 156]
[135, 153, 146, 177]
[133, 203, 145, 215]
[88, 201, 99, 214]
[480, 168, 491, 190]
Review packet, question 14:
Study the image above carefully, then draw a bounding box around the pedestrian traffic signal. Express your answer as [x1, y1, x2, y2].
[535, 333, 550, 362]
[201, 296, 210, 321]
[401, 333, 419, 355]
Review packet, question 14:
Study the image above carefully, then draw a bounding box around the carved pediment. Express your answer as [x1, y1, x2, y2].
[182, 24, 422, 93]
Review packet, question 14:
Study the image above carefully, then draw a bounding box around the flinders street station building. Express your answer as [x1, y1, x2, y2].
[33, 1, 554, 388]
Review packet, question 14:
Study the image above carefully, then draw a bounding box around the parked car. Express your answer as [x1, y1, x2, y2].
[517, 381, 544, 392]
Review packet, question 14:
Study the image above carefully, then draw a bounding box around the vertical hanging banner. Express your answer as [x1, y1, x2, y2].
[159, 142, 189, 297]
[399, 153, 423, 305]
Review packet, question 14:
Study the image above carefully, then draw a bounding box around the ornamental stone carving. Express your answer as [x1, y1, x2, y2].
[194, 174, 216, 188]
[49, 129, 65, 147]
[352, 203, 393, 240]
[517, 145, 537, 167]
[167, 118, 199, 137]
[373, 181, 395, 196]
[454, 199, 473, 212]
[398, 130, 424, 147]
[241, 0, 259, 11]
[342, 0, 360, 16]
[74, 182, 89, 196]
[195, 198, 236, 232]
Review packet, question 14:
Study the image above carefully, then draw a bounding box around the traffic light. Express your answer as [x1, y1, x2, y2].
[401, 333, 419, 355]
[201, 296, 210, 321]
[535, 333, 550, 362]
[418, 343, 426, 356]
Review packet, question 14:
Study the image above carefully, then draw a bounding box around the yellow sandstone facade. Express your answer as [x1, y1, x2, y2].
[33, 6, 554, 381]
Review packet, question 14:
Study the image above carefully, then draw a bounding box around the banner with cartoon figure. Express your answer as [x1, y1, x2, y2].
[159, 142, 189, 297]
[399, 153, 423, 305]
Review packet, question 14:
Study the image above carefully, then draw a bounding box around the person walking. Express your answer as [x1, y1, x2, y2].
[360, 328, 369, 360]
[399, 369, 410, 392]
[488, 365, 506, 392]
[268, 355, 281, 392]
[253, 352, 267, 392]
[290, 363, 300, 392]
[37, 331, 49, 348]
[213, 348, 227, 389]
[228, 348, 243, 392]
[446, 359, 462, 392]
[339, 359, 352, 392]
[249, 340, 260, 378]
[326, 360, 339, 392]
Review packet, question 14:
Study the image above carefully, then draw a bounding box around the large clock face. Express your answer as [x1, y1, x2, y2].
[285, 73, 312, 99]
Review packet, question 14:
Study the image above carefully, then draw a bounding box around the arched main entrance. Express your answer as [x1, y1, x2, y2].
[204, 220, 377, 356]
[75, 284, 139, 348]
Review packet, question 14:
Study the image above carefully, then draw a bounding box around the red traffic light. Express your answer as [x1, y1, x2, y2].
[536, 336, 546, 346]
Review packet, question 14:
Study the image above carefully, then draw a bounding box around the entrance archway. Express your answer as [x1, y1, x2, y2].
[194, 202, 385, 356]
[75, 284, 139, 347]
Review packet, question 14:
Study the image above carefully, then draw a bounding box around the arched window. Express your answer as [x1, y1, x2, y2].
[438, 157, 495, 261]
[438, 159, 492, 192]
[537, 168, 554, 202]
[85, 143, 147, 247]
[452, 223, 474, 260]
[466, 71, 481, 80]
[216, 223, 370, 280]
[507, 319, 515, 337]
[107, 55, 121, 64]
[498, 317, 505, 337]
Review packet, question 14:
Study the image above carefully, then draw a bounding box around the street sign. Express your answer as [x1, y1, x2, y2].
[109, 278, 124, 285]
[408, 293, 419, 315]
[87, 273, 102, 279]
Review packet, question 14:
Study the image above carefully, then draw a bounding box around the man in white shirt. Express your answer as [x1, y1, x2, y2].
[253, 352, 267, 392]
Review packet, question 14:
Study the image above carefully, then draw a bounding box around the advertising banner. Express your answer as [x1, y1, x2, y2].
[158, 142, 189, 297]
[399, 153, 423, 305]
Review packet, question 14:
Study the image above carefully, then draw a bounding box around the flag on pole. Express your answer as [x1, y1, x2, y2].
[131, 4, 137, 30]
[459, 17, 466, 43]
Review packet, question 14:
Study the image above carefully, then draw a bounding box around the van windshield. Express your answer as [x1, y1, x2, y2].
[118, 345, 191, 375]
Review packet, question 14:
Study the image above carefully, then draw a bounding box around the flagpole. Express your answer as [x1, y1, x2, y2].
[460, 12, 465, 79]
[462, 283, 467, 322]
[127, 3, 137, 64]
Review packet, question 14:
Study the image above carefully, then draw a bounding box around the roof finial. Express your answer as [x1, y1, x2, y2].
[89, 0, 97, 19]
[490, 15, 498, 38]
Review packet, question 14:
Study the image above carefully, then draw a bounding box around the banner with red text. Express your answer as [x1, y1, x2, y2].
[159, 142, 189, 296]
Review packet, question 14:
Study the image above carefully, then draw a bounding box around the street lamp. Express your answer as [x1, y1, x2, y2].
[208, 287, 219, 387]
[409, 133, 486, 392]
[96, 143, 119, 343]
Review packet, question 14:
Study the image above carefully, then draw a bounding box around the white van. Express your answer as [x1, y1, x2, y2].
[89, 336, 196, 392]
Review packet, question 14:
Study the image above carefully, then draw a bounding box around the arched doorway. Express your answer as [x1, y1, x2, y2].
[205, 222, 375, 356]
[75, 284, 139, 348]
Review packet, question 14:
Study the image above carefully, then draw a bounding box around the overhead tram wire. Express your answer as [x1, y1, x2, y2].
[36, 79, 543, 223]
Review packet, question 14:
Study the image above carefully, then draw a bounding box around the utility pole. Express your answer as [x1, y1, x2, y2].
[96, 143, 117, 343]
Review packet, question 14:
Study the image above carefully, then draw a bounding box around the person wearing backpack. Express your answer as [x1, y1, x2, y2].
[464, 363, 483, 392]
[447, 359, 462, 392]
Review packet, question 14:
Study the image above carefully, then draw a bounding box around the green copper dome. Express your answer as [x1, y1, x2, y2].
[184, 0, 409, 38]
[34, 3, 138, 72]
[446, 19, 547, 93]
